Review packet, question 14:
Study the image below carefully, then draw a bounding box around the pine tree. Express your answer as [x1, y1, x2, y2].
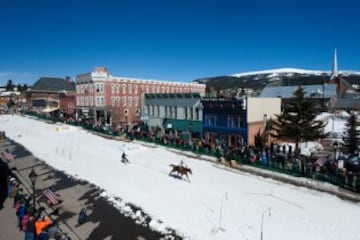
[270, 86, 327, 155]
[5, 79, 14, 91]
[342, 114, 360, 156]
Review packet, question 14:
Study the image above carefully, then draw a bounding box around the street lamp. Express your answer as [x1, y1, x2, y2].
[28, 167, 38, 213]
[333, 141, 339, 161]
[260, 207, 271, 240]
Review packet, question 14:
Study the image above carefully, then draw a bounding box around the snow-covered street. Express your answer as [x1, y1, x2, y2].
[1, 114, 359, 240]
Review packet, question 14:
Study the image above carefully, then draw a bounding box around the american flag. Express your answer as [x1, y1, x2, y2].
[2, 151, 14, 161]
[43, 189, 60, 205]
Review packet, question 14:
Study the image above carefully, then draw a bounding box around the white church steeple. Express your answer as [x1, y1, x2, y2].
[331, 48, 338, 79]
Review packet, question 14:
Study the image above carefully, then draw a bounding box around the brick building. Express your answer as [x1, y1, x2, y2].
[26, 77, 76, 118]
[75, 67, 206, 130]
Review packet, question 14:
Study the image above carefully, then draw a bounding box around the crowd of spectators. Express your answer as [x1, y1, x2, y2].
[7, 176, 71, 240]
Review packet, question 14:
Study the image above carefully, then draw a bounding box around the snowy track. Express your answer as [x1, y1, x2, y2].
[1, 115, 360, 240]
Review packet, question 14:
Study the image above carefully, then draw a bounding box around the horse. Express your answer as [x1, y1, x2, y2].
[169, 164, 192, 182]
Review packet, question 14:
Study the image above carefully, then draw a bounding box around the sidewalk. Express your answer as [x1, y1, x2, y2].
[0, 136, 178, 240]
[0, 197, 24, 240]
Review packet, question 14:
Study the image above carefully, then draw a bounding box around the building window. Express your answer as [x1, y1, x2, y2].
[100, 97, 104, 105]
[227, 115, 242, 128]
[190, 107, 193, 120]
[111, 84, 115, 94]
[116, 84, 120, 94]
[195, 108, 199, 120]
[116, 97, 120, 106]
[134, 97, 138, 106]
[122, 84, 126, 94]
[122, 96, 126, 106]
[237, 116, 242, 128]
[96, 97, 100, 106]
[134, 85, 138, 94]
[184, 107, 188, 119]
[128, 84, 132, 94]
[111, 97, 115, 106]
[204, 114, 217, 126]
[128, 97, 132, 106]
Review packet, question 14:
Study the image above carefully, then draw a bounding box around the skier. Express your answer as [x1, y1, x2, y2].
[121, 152, 129, 163]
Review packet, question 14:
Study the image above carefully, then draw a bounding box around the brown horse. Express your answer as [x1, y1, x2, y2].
[169, 164, 192, 182]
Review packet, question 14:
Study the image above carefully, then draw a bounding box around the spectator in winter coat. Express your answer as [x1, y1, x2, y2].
[21, 213, 29, 232]
[9, 181, 18, 198]
[47, 223, 59, 239]
[35, 216, 52, 235]
[78, 207, 87, 225]
[37, 229, 49, 240]
[16, 200, 27, 230]
[24, 215, 35, 240]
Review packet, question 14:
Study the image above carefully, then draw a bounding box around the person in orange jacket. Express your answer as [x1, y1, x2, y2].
[35, 215, 52, 236]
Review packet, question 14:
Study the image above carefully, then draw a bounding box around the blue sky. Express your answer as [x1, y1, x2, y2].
[0, 0, 359, 85]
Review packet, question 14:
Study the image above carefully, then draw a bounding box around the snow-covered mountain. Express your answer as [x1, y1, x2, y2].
[232, 68, 327, 78]
[193, 68, 360, 91]
[232, 68, 360, 79]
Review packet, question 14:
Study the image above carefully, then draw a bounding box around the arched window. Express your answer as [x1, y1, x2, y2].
[134, 97, 138, 106]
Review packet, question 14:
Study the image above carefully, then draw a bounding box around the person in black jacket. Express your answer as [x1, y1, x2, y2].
[24, 215, 35, 240]
[121, 152, 129, 163]
[78, 207, 87, 225]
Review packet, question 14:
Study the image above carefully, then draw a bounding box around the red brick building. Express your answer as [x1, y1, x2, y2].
[75, 67, 206, 130]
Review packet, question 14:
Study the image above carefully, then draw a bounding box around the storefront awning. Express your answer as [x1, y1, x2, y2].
[41, 107, 60, 113]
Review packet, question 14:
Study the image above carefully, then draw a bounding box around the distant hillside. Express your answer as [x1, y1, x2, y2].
[193, 68, 360, 91]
